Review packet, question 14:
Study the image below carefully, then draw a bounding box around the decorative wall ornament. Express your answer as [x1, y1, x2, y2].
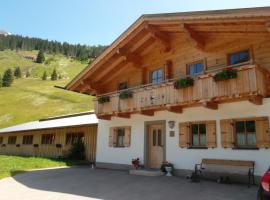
[168, 121, 175, 129]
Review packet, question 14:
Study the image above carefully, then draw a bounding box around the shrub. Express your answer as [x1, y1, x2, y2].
[98, 96, 110, 104]
[119, 90, 133, 99]
[68, 140, 86, 160]
[214, 69, 238, 82]
[2, 68, 14, 87]
[174, 77, 194, 89]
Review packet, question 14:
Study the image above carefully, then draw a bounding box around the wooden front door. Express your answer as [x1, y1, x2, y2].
[148, 124, 164, 168]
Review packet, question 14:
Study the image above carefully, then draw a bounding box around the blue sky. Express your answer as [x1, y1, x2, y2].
[0, 0, 270, 45]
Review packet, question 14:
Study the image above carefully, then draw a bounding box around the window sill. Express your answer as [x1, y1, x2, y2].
[232, 147, 259, 150]
[188, 146, 208, 149]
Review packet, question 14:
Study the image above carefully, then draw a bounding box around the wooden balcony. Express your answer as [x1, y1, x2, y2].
[94, 64, 270, 119]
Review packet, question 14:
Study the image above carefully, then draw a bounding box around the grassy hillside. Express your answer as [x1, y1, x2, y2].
[0, 50, 93, 129]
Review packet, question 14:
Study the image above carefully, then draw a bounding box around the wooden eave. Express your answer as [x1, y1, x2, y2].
[65, 7, 270, 94]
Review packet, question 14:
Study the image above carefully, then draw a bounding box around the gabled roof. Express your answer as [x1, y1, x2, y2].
[0, 112, 98, 134]
[65, 6, 270, 94]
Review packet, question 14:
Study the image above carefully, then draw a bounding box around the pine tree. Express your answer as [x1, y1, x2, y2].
[42, 71, 47, 80]
[58, 74, 62, 80]
[36, 50, 45, 63]
[0, 74, 2, 88]
[26, 70, 31, 78]
[14, 67, 22, 79]
[2, 69, 14, 87]
[51, 69, 57, 81]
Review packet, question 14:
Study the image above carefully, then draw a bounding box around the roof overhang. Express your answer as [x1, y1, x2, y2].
[65, 6, 270, 95]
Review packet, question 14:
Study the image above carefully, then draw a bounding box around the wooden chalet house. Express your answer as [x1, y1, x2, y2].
[66, 7, 270, 177]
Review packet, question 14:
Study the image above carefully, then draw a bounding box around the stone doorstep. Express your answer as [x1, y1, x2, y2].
[129, 169, 165, 176]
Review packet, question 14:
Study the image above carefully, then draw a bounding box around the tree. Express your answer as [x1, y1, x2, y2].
[51, 69, 57, 81]
[2, 69, 14, 87]
[14, 67, 22, 78]
[42, 71, 47, 80]
[26, 70, 31, 78]
[0, 74, 2, 88]
[36, 50, 45, 63]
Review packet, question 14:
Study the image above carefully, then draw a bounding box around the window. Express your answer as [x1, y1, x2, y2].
[8, 136, 17, 145]
[191, 123, 206, 147]
[152, 129, 162, 146]
[66, 132, 84, 145]
[116, 128, 125, 147]
[118, 82, 128, 90]
[235, 120, 256, 148]
[22, 135, 33, 145]
[187, 62, 204, 77]
[229, 50, 250, 65]
[41, 134, 54, 145]
[0, 137, 3, 144]
[150, 68, 163, 84]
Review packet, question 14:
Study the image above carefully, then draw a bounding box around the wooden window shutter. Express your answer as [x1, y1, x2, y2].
[124, 127, 131, 147]
[255, 117, 270, 148]
[220, 119, 235, 148]
[109, 128, 113, 147]
[179, 122, 191, 148]
[206, 120, 217, 148]
[109, 127, 117, 147]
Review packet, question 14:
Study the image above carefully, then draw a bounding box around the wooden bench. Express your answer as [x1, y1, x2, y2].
[193, 159, 255, 187]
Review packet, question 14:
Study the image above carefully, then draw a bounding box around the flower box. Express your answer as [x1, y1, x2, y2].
[174, 77, 194, 89]
[98, 96, 110, 104]
[119, 90, 133, 100]
[214, 68, 238, 82]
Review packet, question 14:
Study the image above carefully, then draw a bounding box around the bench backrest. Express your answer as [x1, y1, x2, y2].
[202, 159, 254, 168]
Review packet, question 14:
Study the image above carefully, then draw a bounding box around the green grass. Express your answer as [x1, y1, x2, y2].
[0, 155, 87, 179]
[0, 50, 93, 129]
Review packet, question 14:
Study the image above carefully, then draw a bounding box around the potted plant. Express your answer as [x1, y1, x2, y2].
[174, 77, 194, 89]
[213, 68, 238, 82]
[132, 158, 140, 169]
[119, 90, 133, 100]
[98, 96, 110, 104]
[160, 161, 174, 176]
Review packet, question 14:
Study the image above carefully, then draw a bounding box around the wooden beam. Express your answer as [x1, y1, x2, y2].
[144, 24, 171, 52]
[180, 23, 205, 50]
[166, 105, 182, 113]
[116, 47, 142, 66]
[202, 101, 218, 110]
[139, 109, 155, 116]
[114, 113, 131, 119]
[97, 115, 111, 120]
[249, 95, 263, 105]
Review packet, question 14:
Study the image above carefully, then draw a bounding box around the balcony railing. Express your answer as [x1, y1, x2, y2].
[94, 64, 269, 117]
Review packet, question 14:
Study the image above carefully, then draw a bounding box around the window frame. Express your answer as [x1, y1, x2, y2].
[41, 134, 55, 145]
[22, 135, 33, 145]
[234, 119, 257, 149]
[115, 128, 125, 148]
[190, 122, 207, 148]
[186, 60, 205, 77]
[8, 136, 17, 145]
[149, 68, 164, 84]
[227, 49, 250, 65]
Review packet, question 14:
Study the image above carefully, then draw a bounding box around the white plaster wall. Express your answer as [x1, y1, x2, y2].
[96, 98, 270, 176]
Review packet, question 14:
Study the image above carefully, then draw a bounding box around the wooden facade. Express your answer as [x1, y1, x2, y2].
[65, 7, 270, 120]
[0, 125, 98, 162]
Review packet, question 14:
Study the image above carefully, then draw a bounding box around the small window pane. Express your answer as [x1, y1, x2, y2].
[199, 124, 206, 134]
[229, 50, 250, 65]
[153, 130, 156, 146]
[239, 51, 249, 62]
[246, 121, 255, 132]
[237, 133, 246, 146]
[200, 133, 206, 146]
[247, 133, 256, 146]
[151, 69, 163, 84]
[188, 62, 204, 76]
[236, 121, 245, 133]
[157, 129, 162, 146]
[191, 124, 198, 134]
[230, 54, 239, 65]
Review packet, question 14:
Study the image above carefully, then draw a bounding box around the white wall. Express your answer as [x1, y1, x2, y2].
[96, 98, 270, 176]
